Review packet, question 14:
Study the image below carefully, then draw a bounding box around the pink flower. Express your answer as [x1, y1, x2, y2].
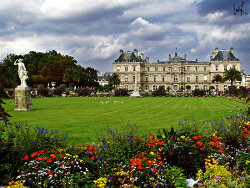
[215, 175, 219, 179]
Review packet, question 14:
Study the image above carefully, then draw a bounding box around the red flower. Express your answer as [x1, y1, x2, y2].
[137, 165, 142, 170]
[104, 161, 107, 165]
[208, 141, 214, 145]
[218, 149, 223, 153]
[214, 136, 218, 141]
[24, 155, 29, 160]
[197, 140, 203, 147]
[142, 156, 147, 161]
[47, 158, 52, 163]
[198, 135, 201, 138]
[200, 147, 205, 151]
[38, 150, 45, 155]
[60, 161, 65, 166]
[91, 156, 95, 161]
[93, 149, 97, 154]
[152, 168, 157, 172]
[193, 136, 198, 140]
[244, 133, 248, 139]
[244, 128, 248, 132]
[49, 171, 53, 175]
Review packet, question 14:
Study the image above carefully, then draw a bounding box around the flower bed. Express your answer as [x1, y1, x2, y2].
[1, 103, 250, 187]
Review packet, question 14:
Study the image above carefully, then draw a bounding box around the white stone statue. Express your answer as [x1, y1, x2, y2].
[14, 59, 28, 87]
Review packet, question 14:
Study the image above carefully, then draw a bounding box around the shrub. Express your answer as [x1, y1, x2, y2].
[75, 88, 91, 96]
[37, 88, 50, 97]
[37, 84, 44, 90]
[193, 89, 205, 96]
[61, 84, 67, 90]
[52, 87, 65, 96]
[0, 85, 8, 99]
[114, 88, 128, 96]
[152, 87, 166, 96]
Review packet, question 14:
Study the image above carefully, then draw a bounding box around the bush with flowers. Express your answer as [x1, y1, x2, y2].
[1, 97, 250, 187]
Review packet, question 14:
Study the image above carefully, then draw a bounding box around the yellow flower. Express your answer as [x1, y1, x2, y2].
[150, 151, 155, 156]
[246, 160, 250, 164]
[181, 135, 185, 139]
[162, 135, 166, 138]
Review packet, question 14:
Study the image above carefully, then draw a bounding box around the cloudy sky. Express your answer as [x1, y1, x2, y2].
[1, 0, 250, 74]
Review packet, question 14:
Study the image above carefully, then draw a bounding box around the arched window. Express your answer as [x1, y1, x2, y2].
[195, 85, 199, 90]
[174, 85, 178, 90]
[145, 85, 149, 91]
[125, 85, 128, 90]
[204, 85, 208, 90]
[153, 85, 157, 90]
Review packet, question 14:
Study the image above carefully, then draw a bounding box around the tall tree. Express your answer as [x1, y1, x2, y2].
[63, 67, 79, 90]
[108, 73, 120, 89]
[212, 74, 223, 92]
[83, 67, 98, 87]
[223, 68, 242, 86]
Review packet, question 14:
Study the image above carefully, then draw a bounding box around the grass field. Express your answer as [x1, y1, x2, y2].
[3, 96, 244, 145]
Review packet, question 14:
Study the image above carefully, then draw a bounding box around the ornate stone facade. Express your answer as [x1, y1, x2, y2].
[112, 48, 241, 91]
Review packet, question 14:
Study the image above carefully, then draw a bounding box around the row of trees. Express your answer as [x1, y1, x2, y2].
[212, 68, 242, 91]
[0, 51, 99, 88]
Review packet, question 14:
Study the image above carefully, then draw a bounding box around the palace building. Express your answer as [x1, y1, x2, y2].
[112, 48, 241, 91]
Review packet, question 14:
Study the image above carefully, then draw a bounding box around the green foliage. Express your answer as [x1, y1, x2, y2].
[209, 85, 215, 90]
[75, 88, 91, 96]
[114, 88, 128, 96]
[108, 73, 120, 88]
[223, 68, 242, 86]
[186, 85, 191, 90]
[152, 87, 166, 96]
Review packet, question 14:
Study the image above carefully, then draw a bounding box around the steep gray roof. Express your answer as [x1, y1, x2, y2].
[115, 51, 144, 62]
[211, 50, 239, 61]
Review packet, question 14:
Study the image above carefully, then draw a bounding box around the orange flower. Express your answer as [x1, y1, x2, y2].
[157, 156, 162, 161]
[50, 154, 57, 159]
[208, 141, 214, 145]
[47, 158, 52, 163]
[218, 149, 223, 153]
[152, 167, 157, 172]
[244, 128, 248, 132]
[37, 157, 43, 161]
[193, 136, 198, 140]
[91, 156, 95, 161]
[159, 161, 164, 165]
[214, 136, 218, 141]
[31, 152, 38, 158]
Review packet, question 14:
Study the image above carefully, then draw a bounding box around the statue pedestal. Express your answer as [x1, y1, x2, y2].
[14, 86, 33, 111]
[130, 90, 141, 98]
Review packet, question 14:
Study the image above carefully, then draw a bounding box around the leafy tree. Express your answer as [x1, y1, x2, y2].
[63, 68, 79, 90]
[82, 67, 98, 87]
[212, 74, 223, 92]
[166, 86, 171, 92]
[209, 85, 215, 90]
[108, 73, 120, 89]
[179, 86, 185, 91]
[186, 85, 191, 91]
[223, 68, 242, 86]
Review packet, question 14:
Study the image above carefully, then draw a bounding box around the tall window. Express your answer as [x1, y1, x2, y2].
[163, 67, 166, 71]
[125, 67, 128, 72]
[174, 75, 178, 82]
[153, 85, 157, 90]
[216, 65, 218, 71]
[204, 75, 207, 82]
[146, 76, 148, 82]
[133, 76, 135, 82]
[204, 85, 208, 90]
[195, 85, 199, 89]
[125, 76, 128, 82]
[147, 67, 150, 71]
[187, 76, 190, 82]
[125, 85, 128, 89]
[187, 67, 190, 71]
[155, 67, 158, 71]
[196, 76, 198, 82]
[162, 76, 165, 82]
[195, 67, 198, 71]
[204, 67, 206, 71]
[154, 76, 156, 82]
[117, 67, 120, 72]
[133, 66, 136, 71]
[224, 65, 227, 71]
[145, 85, 149, 90]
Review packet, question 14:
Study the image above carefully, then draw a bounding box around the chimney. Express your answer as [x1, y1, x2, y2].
[120, 49, 123, 56]
[140, 53, 144, 60]
[230, 47, 234, 54]
[184, 54, 187, 60]
[134, 49, 138, 57]
[215, 47, 219, 53]
[169, 54, 171, 61]
[146, 57, 149, 62]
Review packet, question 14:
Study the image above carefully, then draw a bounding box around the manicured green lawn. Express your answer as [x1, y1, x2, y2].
[3, 96, 243, 145]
